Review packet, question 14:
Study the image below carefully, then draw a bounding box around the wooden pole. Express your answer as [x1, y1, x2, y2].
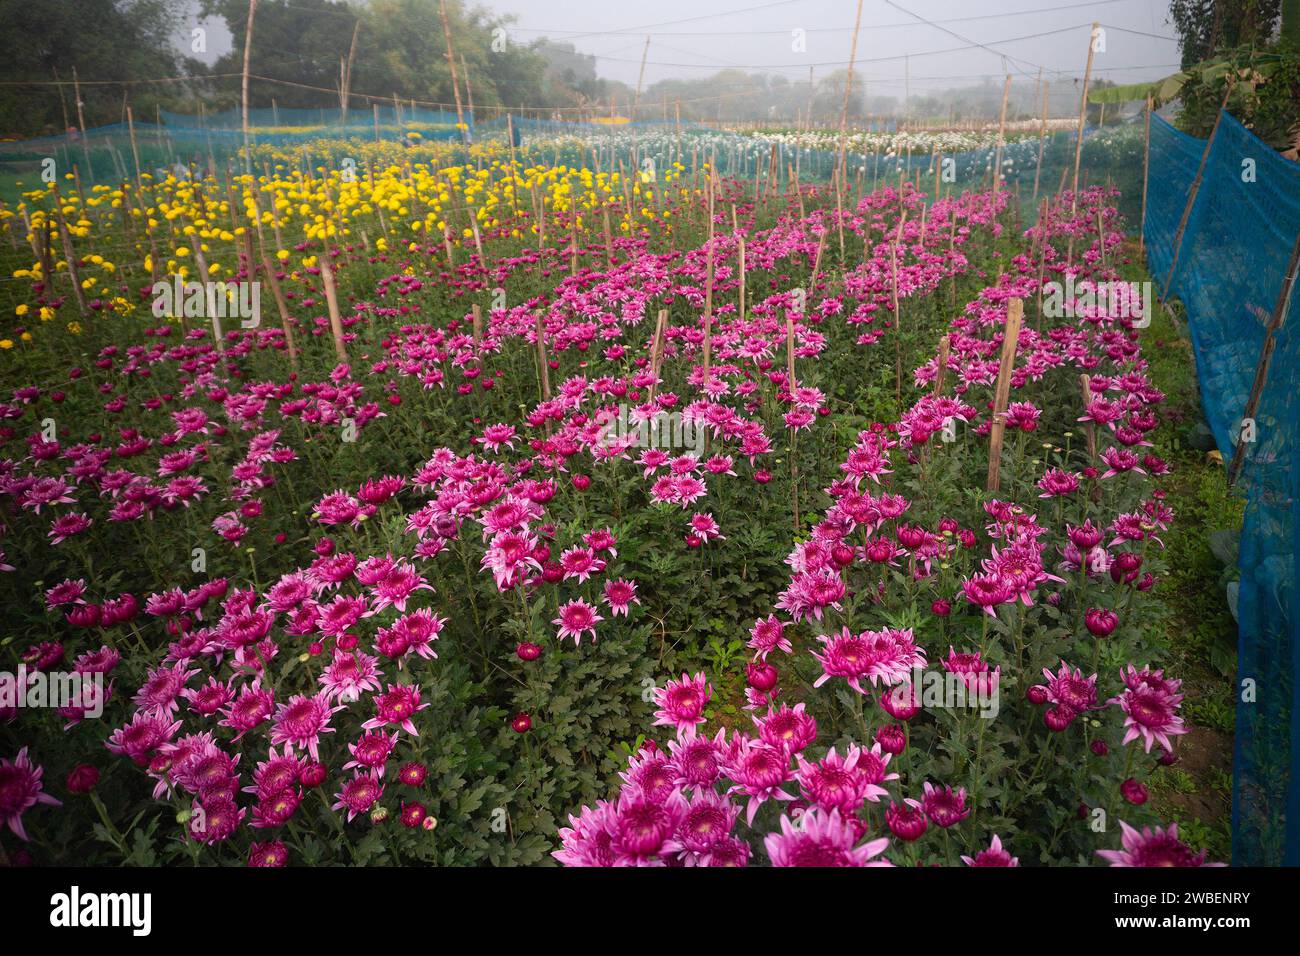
[320, 253, 349, 362]
[460, 55, 475, 123]
[1227, 230, 1300, 487]
[438, 0, 468, 143]
[634, 36, 650, 120]
[1070, 23, 1100, 216]
[250, 189, 298, 370]
[986, 298, 1024, 493]
[933, 335, 950, 397]
[341, 19, 361, 125]
[993, 74, 1012, 196]
[535, 312, 551, 403]
[49, 184, 87, 316]
[242, 0, 259, 175]
[125, 106, 143, 194]
[1140, 94, 1152, 254]
[1162, 81, 1234, 299]
[648, 308, 667, 403]
[1029, 70, 1048, 213]
[702, 168, 716, 382]
[1079, 374, 1098, 462]
[72, 66, 94, 185]
[835, 0, 866, 191]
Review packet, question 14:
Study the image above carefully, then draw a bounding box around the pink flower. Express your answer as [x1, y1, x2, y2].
[47, 512, 93, 544]
[796, 745, 877, 813]
[553, 599, 604, 644]
[723, 737, 796, 825]
[602, 578, 640, 616]
[1036, 468, 1080, 497]
[885, 797, 928, 841]
[653, 672, 712, 734]
[362, 683, 429, 736]
[559, 545, 605, 583]
[921, 781, 971, 828]
[1097, 821, 1225, 867]
[811, 627, 925, 694]
[676, 789, 741, 861]
[332, 772, 384, 822]
[1035, 660, 1099, 715]
[44, 578, 87, 609]
[553, 801, 619, 867]
[477, 422, 518, 452]
[962, 833, 1019, 866]
[754, 702, 817, 754]
[688, 512, 724, 542]
[765, 808, 892, 867]
[319, 649, 384, 703]
[0, 748, 61, 840]
[270, 693, 341, 761]
[610, 787, 687, 865]
[962, 573, 1011, 617]
[748, 614, 792, 659]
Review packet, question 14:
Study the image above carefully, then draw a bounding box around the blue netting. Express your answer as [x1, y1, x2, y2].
[1, 107, 1143, 223]
[0, 107, 469, 198]
[1146, 110, 1300, 865]
[159, 105, 464, 130]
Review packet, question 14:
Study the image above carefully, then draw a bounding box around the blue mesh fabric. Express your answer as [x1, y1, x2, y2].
[1146, 110, 1300, 865]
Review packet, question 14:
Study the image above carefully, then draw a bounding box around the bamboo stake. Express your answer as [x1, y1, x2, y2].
[835, 0, 866, 191]
[1030, 69, 1048, 212]
[250, 187, 298, 368]
[241, 0, 258, 174]
[1070, 23, 1100, 217]
[126, 107, 143, 195]
[72, 66, 94, 185]
[437, 0, 469, 143]
[49, 184, 87, 316]
[535, 311, 551, 403]
[1227, 230, 1300, 486]
[1162, 81, 1234, 299]
[471, 302, 483, 364]
[1080, 374, 1098, 461]
[319, 252, 349, 362]
[986, 298, 1024, 492]
[1140, 94, 1152, 254]
[341, 21, 360, 124]
[786, 314, 797, 389]
[443, 224, 455, 270]
[933, 335, 950, 397]
[890, 237, 902, 405]
[648, 308, 667, 403]
[702, 169, 716, 381]
[992, 74, 1012, 196]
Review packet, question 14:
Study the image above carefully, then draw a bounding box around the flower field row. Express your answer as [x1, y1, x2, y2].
[0, 143, 1217, 867]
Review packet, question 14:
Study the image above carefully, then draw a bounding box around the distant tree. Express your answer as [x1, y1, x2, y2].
[0, 0, 188, 137]
[198, 0, 360, 114]
[1169, 0, 1282, 67]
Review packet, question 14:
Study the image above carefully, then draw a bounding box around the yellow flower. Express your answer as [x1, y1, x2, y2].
[14, 304, 28, 316]
[0, 339, 13, 349]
